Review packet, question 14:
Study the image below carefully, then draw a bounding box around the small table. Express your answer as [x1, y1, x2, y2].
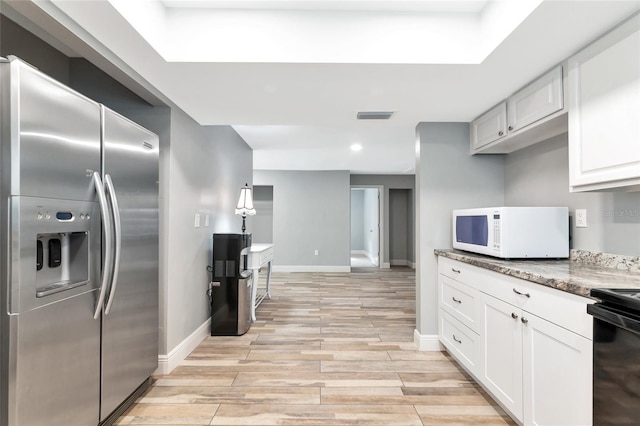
[247, 244, 274, 321]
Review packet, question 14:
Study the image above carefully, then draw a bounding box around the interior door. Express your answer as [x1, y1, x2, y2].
[100, 107, 159, 420]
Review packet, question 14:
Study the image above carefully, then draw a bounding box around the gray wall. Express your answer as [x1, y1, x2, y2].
[350, 174, 416, 265]
[350, 189, 365, 251]
[164, 122, 252, 352]
[1, 16, 254, 356]
[389, 189, 414, 264]
[0, 14, 69, 84]
[252, 185, 274, 244]
[415, 123, 505, 335]
[254, 170, 351, 269]
[505, 133, 640, 256]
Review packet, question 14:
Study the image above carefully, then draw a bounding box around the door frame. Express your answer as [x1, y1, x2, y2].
[350, 185, 386, 269]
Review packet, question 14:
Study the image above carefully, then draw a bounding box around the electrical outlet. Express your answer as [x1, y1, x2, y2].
[575, 209, 587, 228]
[194, 213, 200, 228]
[314, 250, 319, 256]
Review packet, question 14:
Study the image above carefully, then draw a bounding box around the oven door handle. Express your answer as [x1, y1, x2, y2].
[587, 303, 640, 335]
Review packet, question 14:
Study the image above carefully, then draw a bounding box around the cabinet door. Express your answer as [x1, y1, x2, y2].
[508, 66, 563, 133]
[471, 102, 507, 151]
[480, 293, 523, 422]
[568, 14, 640, 191]
[522, 313, 592, 426]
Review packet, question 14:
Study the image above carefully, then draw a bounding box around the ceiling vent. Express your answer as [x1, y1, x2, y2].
[356, 111, 394, 120]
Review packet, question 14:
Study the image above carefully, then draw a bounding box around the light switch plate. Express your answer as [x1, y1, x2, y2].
[204, 214, 210, 227]
[575, 209, 587, 228]
[194, 213, 200, 228]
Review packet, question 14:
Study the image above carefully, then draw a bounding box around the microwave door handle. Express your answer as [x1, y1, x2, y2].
[92, 172, 113, 320]
[103, 174, 121, 315]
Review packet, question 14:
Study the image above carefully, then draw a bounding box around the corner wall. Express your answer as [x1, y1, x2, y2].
[415, 123, 504, 339]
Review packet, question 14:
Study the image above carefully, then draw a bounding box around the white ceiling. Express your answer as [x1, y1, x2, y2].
[8, 0, 640, 174]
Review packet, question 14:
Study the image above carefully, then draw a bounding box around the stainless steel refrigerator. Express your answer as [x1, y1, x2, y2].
[0, 56, 159, 425]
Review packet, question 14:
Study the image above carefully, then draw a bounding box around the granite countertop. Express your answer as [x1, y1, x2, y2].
[434, 249, 640, 299]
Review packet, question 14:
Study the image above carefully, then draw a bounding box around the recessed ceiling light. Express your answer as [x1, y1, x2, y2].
[351, 144, 363, 152]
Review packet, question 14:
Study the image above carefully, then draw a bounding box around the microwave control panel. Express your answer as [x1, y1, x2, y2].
[493, 214, 501, 250]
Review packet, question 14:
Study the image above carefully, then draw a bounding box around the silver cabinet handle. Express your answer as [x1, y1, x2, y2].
[453, 335, 462, 344]
[513, 288, 531, 298]
[104, 174, 121, 315]
[511, 312, 519, 320]
[521, 317, 529, 324]
[452, 297, 462, 304]
[451, 268, 461, 274]
[498, 130, 504, 136]
[92, 172, 113, 320]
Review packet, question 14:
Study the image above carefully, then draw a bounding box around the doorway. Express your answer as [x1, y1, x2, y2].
[350, 187, 381, 268]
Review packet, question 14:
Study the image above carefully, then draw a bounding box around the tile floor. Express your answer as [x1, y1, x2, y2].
[116, 268, 514, 425]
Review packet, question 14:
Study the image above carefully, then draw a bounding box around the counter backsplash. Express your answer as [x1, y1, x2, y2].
[570, 250, 639, 272]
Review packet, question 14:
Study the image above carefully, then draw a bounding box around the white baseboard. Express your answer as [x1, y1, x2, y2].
[155, 318, 210, 375]
[414, 329, 444, 351]
[272, 265, 351, 273]
[390, 260, 416, 269]
[381, 262, 390, 269]
[350, 250, 366, 255]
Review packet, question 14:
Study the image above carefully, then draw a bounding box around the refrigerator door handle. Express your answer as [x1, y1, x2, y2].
[93, 171, 114, 319]
[104, 174, 121, 315]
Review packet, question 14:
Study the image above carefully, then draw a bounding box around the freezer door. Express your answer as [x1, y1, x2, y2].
[100, 107, 159, 420]
[5, 57, 101, 200]
[14, 291, 100, 426]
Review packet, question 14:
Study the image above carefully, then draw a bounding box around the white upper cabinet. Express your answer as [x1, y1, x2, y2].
[471, 103, 507, 151]
[471, 66, 566, 155]
[508, 66, 564, 133]
[568, 14, 640, 192]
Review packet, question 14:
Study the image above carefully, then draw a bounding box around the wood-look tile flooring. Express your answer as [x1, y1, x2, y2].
[117, 268, 515, 425]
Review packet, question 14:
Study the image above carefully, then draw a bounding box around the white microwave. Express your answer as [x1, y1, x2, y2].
[452, 207, 569, 259]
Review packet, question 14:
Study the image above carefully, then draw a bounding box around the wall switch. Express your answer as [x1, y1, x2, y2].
[575, 209, 587, 228]
[314, 250, 319, 256]
[194, 213, 200, 228]
[204, 214, 210, 227]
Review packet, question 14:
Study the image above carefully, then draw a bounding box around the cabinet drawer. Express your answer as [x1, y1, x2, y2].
[440, 275, 480, 333]
[483, 273, 593, 339]
[259, 246, 274, 265]
[440, 310, 479, 375]
[438, 256, 483, 283]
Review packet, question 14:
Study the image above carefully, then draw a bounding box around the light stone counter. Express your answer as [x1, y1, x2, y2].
[434, 249, 640, 298]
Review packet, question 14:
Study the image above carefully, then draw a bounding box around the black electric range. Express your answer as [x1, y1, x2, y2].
[587, 288, 640, 425]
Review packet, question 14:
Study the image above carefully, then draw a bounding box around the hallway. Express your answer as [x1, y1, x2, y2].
[117, 268, 513, 425]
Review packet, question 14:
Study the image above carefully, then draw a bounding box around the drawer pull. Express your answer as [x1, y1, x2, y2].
[513, 288, 531, 298]
[452, 335, 462, 344]
[451, 268, 461, 274]
[521, 317, 529, 324]
[452, 297, 462, 304]
[511, 312, 519, 320]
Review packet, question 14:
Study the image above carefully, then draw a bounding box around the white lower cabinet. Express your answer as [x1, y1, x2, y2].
[522, 313, 592, 426]
[438, 257, 593, 426]
[480, 293, 523, 422]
